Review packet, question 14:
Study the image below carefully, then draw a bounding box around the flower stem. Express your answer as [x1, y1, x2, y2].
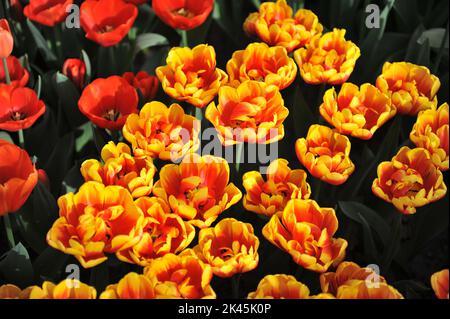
[3, 214, 16, 249]
[180, 30, 189, 47]
[18, 129, 25, 149]
[235, 142, 244, 172]
[2, 58, 11, 84]
[231, 274, 241, 299]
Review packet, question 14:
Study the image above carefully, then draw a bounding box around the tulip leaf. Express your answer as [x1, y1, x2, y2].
[0, 132, 14, 144]
[33, 247, 70, 283]
[133, 33, 169, 56]
[81, 50, 92, 85]
[54, 72, 86, 130]
[62, 161, 84, 194]
[26, 20, 58, 64]
[34, 75, 42, 99]
[418, 28, 449, 49]
[0, 243, 34, 288]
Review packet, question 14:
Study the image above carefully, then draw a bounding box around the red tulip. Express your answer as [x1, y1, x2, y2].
[152, 0, 214, 30]
[37, 169, 50, 189]
[122, 71, 159, 102]
[78, 76, 138, 131]
[125, 0, 147, 4]
[80, 0, 138, 47]
[24, 0, 73, 27]
[62, 58, 86, 89]
[0, 140, 38, 216]
[1, 56, 29, 87]
[0, 84, 46, 132]
[0, 19, 13, 59]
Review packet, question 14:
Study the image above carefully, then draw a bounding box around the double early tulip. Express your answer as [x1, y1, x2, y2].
[205, 80, 289, 145]
[117, 196, 195, 266]
[320, 262, 404, 299]
[410, 103, 449, 171]
[122, 101, 200, 161]
[153, 154, 242, 228]
[80, 0, 138, 47]
[24, 0, 73, 27]
[152, 0, 214, 30]
[28, 280, 97, 299]
[295, 124, 355, 185]
[122, 71, 159, 102]
[244, 0, 323, 52]
[78, 76, 138, 131]
[0, 140, 38, 216]
[242, 159, 311, 217]
[227, 42, 297, 90]
[431, 269, 449, 299]
[376, 62, 440, 115]
[294, 28, 360, 85]
[320, 83, 396, 140]
[46, 182, 144, 268]
[1, 56, 30, 87]
[156, 44, 228, 108]
[80, 142, 156, 198]
[0, 19, 13, 59]
[372, 146, 447, 214]
[262, 199, 348, 273]
[143, 253, 216, 299]
[100, 273, 157, 299]
[0, 285, 31, 299]
[192, 218, 260, 278]
[0, 84, 46, 132]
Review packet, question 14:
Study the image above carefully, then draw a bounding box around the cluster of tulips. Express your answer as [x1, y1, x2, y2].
[0, 0, 448, 299]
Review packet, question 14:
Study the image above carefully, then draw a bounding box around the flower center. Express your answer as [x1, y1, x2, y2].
[173, 7, 195, 18]
[10, 111, 26, 121]
[99, 25, 114, 33]
[103, 109, 120, 121]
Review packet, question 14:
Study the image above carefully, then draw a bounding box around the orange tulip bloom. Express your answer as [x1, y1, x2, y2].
[0, 84, 46, 132]
[1, 56, 30, 87]
[46, 181, 143, 268]
[226, 42, 297, 90]
[78, 76, 138, 131]
[123, 101, 200, 161]
[122, 71, 159, 102]
[152, 154, 242, 228]
[320, 83, 396, 140]
[0, 285, 31, 299]
[143, 252, 216, 299]
[410, 103, 449, 171]
[0, 19, 14, 59]
[205, 80, 289, 146]
[320, 262, 403, 299]
[262, 199, 348, 273]
[431, 269, 449, 299]
[376, 62, 440, 116]
[244, 0, 322, 52]
[295, 124, 355, 185]
[247, 274, 333, 299]
[294, 28, 360, 85]
[156, 44, 228, 108]
[117, 196, 195, 266]
[100, 273, 156, 299]
[372, 146, 447, 214]
[28, 280, 97, 299]
[0, 140, 38, 216]
[80, 141, 156, 198]
[192, 218, 259, 278]
[242, 159, 311, 217]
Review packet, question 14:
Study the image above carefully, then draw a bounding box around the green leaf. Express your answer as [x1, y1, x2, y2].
[0, 243, 34, 288]
[0, 131, 13, 144]
[81, 50, 92, 84]
[54, 72, 85, 129]
[26, 20, 57, 64]
[34, 75, 42, 99]
[418, 28, 449, 49]
[33, 247, 70, 283]
[133, 33, 169, 56]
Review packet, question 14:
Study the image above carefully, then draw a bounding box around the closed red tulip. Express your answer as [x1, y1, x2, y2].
[152, 0, 214, 30]
[0, 84, 46, 132]
[0, 19, 13, 59]
[80, 0, 138, 47]
[62, 58, 86, 89]
[1, 56, 30, 87]
[24, 0, 73, 27]
[0, 140, 38, 216]
[122, 71, 159, 102]
[78, 76, 138, 131]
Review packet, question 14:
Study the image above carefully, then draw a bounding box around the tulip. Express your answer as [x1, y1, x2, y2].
[24, 0, 73, 27]
[431, 269, 449, 299]
[28, 280, 97, 299]
[0, 19, 14, 59]
[62, 58, 86, 89]
[152, 0, 214, 30]
[122, 71, 159, 102]
[100, 273, 157, 299]
[1, 56, 29, 87]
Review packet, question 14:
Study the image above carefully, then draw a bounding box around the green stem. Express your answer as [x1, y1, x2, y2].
[53, 26, 63, 62]
[2, 58, 11, 84]
[313, 178, 322, 202]
[18, 129, 25, 149]
[231, 274, 241, 299]
[180, 30, 189, 47]
[3, 214, 16, 249]
[235, 142, 244, 172]
[109, 46, 117, 75]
